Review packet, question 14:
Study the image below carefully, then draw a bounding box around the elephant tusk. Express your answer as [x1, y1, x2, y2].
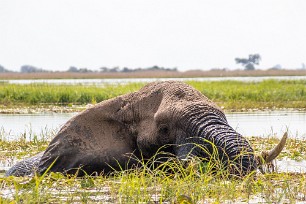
[256, 132, 287, 174]
[262, 132, 288, 164]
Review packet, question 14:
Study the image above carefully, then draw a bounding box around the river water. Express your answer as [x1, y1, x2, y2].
[0, 110, 305, 140]
[1, 110, 306, 174]
[2, 75, 306, 85]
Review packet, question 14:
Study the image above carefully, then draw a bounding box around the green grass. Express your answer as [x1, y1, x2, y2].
[0, 83, 143, 106]
[1, 168, 305, 203]
[1, 129, 306, 203]
[0, 80, 305, 110]
[188, 79, 306, 110]
[2, 170, 306, 203]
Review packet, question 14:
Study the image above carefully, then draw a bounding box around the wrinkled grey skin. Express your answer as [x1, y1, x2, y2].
[7, 81, 258, 177]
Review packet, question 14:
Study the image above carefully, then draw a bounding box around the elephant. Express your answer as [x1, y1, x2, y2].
[6, 81, 287, 177]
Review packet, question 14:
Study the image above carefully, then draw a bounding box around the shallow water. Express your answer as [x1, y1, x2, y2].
[277, 159, 306, 173]
[226, 110, 306, 139]
[0, 112, 78, 141]
[0, 110, 305, 140]
[2, 75, 306, 85]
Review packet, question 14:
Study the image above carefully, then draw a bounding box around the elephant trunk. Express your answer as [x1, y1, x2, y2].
[177, 106, 257, 176]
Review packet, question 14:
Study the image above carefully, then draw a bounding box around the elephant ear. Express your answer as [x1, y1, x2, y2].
[97, 93, 139, 124]
[114, 89, 164, 124]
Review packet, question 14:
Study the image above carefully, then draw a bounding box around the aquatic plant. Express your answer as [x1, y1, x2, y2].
[1, 130, 306, 203]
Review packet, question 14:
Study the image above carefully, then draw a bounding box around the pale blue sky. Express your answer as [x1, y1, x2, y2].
[0, 0, 305, 71]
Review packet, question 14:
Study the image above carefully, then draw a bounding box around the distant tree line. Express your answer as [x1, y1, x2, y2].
[1, 58, 306, 73]
[99, 65, 177, 73]
[20, 65, 49, 73]
[0, 64, 51, 73]
[68, 65, 178, 73]
[67, 66, 94, 73]
[0, 65, 11, 73]
[0, 65, 178, 73]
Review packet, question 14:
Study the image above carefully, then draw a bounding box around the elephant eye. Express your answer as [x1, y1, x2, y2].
[159, 125, 169, 135]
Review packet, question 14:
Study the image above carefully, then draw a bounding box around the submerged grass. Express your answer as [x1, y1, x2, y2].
[0, 80, 305, 110]
[1, 129, 306, 203]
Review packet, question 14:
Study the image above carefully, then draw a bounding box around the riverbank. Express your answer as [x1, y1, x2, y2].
[1, 104, 305, 114]
[0, 105, 87, 114]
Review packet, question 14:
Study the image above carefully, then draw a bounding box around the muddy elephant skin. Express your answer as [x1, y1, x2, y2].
[6, 81, 285, 177]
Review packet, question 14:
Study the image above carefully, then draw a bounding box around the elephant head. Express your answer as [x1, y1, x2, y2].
[6, 81, 287, 177]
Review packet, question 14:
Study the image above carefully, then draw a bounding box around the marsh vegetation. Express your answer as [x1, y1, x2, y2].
[1, 80, 305, 111]
[0, 79, 306, 203]
[1, 131, 306, 203]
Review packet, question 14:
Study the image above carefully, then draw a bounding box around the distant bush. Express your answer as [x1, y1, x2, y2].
[99, 65, 177, 73]
[20, 65, 49, 73]
[235, 54, 261, 70]
[0, 65, 11, 73]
